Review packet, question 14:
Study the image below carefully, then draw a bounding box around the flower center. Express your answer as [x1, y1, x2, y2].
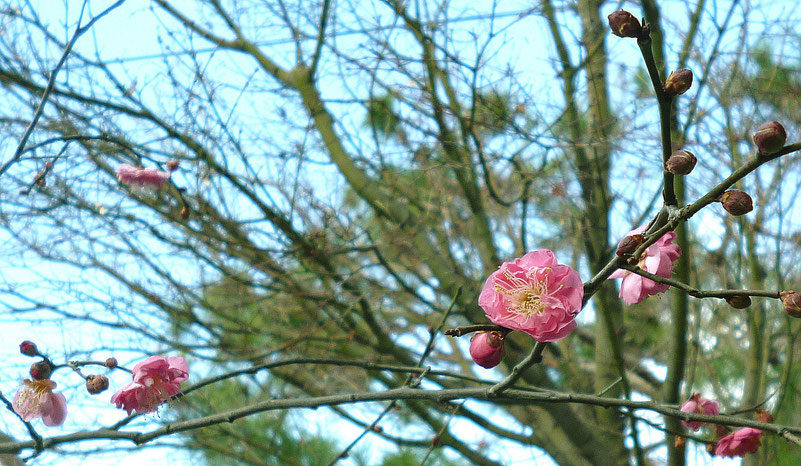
[495, 268, 549, 318]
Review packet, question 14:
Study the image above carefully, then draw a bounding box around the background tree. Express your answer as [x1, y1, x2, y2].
[1, 0, 801, 464]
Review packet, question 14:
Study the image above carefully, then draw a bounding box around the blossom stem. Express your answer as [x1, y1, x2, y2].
[444, 324, 508, 337]
[620, 264, 781, 300]
[486, 342, 546, 397]
[637, 24, 677, 206]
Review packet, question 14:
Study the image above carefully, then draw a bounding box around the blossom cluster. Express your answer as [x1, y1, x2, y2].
[679, 394, 764, 457]
[116, 164, 171, 189]
[12, 346, 189, 427]
[111, 356, 189, 414]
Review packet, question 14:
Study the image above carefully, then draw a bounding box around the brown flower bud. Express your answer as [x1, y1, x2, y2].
[719, 190, 753, 216]
[674, 435, 686, 449]
[616, 234, 645, 256]
[725, 295, 752, 309]
[781, 290, 801, 317]
[753, 121, 787, 155]
[663, 68, 694, 96]
[86, 375, 110, 395]
[105, 357, 118, 369]
[665, 150, 697, 175]
[166, 159, 179, 171]
[180, 206, 190, 219]
[607, 10, 642, 38]
[757, 409, 774, 424]
[29, 360, 53, 380]
[19, 340, 38, 357]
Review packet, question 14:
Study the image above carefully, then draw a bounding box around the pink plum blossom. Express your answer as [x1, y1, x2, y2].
[116, 164, 171, 189]
[469, 331, 506, 369]
[13, 379, 67, 427]
[609, 226, 681, 305]
[715, 427, 763, 457]
[679, 394, 720, 431]
[111, 356, 189, 414]
[478, 249, 584, 342]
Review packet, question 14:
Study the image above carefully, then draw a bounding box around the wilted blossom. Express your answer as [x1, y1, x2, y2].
[679, 394, 720, 431]
[116, 164, 171, 189]
[13, 379, 67, 427]
[715, 427, 763, 457]
[609, 226, 681, 305]
[111, 356, 189, 414]
[469, 331, 506, 369]
[478, 250, 584, 342]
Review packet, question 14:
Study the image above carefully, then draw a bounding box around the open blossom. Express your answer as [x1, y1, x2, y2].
[13, 379, 67, 427]
[469, 331, 506, 369]
[715, 427, 763, 457]
[116, 164, 170, 189]
[111, 356, 188, 414]
[478, 250, 584, 342]
[609, 226, 681, 305]
[679, 394, 720, 431]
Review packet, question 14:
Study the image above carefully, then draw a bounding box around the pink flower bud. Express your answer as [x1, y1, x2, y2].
[663, 68, 693, 96]
[725, 295, 751, 309]
[616, 234, 644, 257]
[665, 150, 697, 175]
[86, 375, 110, 395]
[29, 361, 53, 380]
[469, 331, 506, 369]
[607, 10, 642, 38]
[19, 340, 38, 357]
[753, 121, 786, 155]
[781, 290, 801, 317]
[719, 190, 753, 216]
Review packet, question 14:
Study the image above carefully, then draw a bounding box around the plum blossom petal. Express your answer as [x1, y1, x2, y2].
[715, 428, 763, 457]
[608, 226, 681, 305]
[679, 394, 720, 431]
[12, 379, 67, 427]
[116, 164, 170, 189]
[111, 356, 189, 414]
[478, 249, 583, 342]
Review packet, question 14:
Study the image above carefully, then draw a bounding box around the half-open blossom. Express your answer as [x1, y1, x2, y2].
[679, 394, 720, 431]
[469, 331, 506, 369]
[715, 427, 763, 457]
[609, 226, 681, 305]
[116, 164, 170, 189]
[13, 379, 67, 427]
[478, 250, 583, 342]
[111, 356, 188, 414]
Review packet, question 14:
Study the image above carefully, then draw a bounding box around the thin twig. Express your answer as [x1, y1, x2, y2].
[0, 0, 126, 178]
[326, 288, 461, 465]
[487, 341, 547, 396]
[620, 264, 782, 300]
